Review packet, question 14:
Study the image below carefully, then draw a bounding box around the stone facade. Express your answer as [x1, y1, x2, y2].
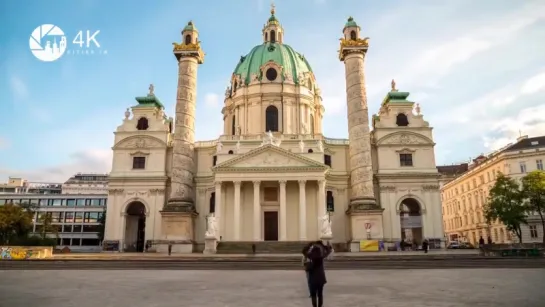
[103, 12, 446, 253]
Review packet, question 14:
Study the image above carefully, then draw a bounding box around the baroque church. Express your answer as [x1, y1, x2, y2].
[103, 6, 444, 253]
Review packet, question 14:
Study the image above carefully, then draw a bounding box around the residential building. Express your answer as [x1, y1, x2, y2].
[441, 135, 545, 245]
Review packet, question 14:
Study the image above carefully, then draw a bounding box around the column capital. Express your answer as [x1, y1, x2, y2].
[298, 180, 307, 185]
[215, 181, 223, 188]
[253, 180, 261, 187]
[233, 181, 242, 186]
[279, 180, 287, 185]
[317, 179, 326, 186]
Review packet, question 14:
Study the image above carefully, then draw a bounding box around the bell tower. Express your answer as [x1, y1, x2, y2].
[160, 20, 204, 253]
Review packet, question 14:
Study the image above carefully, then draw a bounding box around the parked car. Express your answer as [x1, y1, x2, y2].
[447, 241, 474, 249]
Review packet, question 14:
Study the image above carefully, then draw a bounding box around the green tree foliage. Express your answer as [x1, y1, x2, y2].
[0, 204, 34, 244]
[38, 213, 58, 240]
[97, 211, 106, 242]
[521, 170, 545, 243]
[484, 174, 527, 243]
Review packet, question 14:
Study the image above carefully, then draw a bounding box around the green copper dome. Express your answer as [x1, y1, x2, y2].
[344, 17, 359, 30]
[233, 43, 313, 85]
[183, 21, 197, 32]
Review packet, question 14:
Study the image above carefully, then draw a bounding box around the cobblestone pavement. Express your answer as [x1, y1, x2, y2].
[1, 269, 543, 307]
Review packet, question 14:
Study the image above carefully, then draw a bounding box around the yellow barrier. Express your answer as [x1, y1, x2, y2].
[0, 246, 54, 260]
[359, 240, 379, 252]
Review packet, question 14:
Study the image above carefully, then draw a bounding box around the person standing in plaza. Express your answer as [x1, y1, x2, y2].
[306, 241, 332, 307]
[302, 242, 313, 296]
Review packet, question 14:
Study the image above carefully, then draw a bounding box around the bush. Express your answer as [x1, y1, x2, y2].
[8, 235, 57, 247]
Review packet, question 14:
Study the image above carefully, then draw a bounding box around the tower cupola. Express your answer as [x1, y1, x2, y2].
[343, 16, 361, 41]
[262, 3, 284, 44]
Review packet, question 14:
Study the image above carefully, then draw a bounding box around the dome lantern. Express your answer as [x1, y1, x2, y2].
[262, 2, 284, 44]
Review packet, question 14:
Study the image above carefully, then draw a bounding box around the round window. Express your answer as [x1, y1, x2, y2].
[265, 68, 278, 81]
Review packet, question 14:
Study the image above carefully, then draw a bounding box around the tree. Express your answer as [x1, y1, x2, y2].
[521, 170, 545, 243]
[0, 204, 34, 244]
[38, 213, 58, 240]
[97, 211, 106, 242]
[484, 174, 527, 243]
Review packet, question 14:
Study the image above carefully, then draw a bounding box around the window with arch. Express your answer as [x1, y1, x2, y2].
[270, 30, 276, 43]
[185, 34, 191, 45]
[212, 155, 217, 166]
[396, 113, 409, 126]
[228, 150, 234, 154]
[324, 154, 331, 167]
[136, 117, 149, 130]
[231, 116, 236, 136]
[308, 149, 313, 153]
[326, 191, 335, 212]
[209, 192, 216, 214]
[350, 30, 357, 40]
[265, 105, 279, 132]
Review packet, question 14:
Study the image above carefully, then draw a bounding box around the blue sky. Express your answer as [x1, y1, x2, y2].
[1, 0, 545, 182]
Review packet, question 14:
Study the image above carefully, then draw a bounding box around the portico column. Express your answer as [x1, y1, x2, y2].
[214, 181, 222, 239]
[317, 180, 326, 218]
[298, 180, 307, 240]
[233, 181, 241, 241]
[279, 180, 287, 241]
[253, 181, 261, 241]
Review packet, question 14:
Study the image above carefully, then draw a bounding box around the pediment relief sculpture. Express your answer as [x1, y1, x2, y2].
[215, 145, 326, 169]
[114, 136, 167, 149]
[232, 152, 308, 168]
[378, 132, 432, 145]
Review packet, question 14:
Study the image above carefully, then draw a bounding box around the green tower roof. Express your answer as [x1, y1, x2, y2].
[134, 85, 165, 109]
[233, 43, 313, 85]
[183, 21, 197, 32]
[381, 90, 412, 106]
[344, 16, 359, 30]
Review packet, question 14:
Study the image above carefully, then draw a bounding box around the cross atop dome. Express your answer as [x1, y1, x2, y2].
[263, 1, 284, 43]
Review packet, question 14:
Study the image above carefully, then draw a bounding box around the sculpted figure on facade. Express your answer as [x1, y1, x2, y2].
[235, 140, 241, 153]
[216, 140, 223, 153]
[124, 108, 131, 120]
[319, 214, 332, 238]
[316, 140, 324, 153]
[205, 215, 218, 238]
[299, 139, 305, 153]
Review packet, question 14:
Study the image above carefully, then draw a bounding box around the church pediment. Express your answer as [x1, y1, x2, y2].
[113, 135, 167, 149]
[214, 144, 327, 172]
[376, 132, 434, 146]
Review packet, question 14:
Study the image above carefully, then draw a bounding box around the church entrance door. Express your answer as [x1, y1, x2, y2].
[124, 201, 146, 252]
[264, 211, 278, 241]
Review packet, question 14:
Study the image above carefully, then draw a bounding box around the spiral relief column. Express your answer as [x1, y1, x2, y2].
[339, 17, 377, 210]
[160, 21, 204, 253]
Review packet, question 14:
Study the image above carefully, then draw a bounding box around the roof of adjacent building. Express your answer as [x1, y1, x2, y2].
[437, 163, 469, 176]
[503, 136, 545, 152]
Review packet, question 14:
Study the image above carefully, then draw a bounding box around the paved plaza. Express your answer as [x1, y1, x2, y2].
[1, 269, 544, 306]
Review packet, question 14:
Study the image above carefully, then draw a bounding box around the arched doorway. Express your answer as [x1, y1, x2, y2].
[399, 198, 423, 249]
[124, 201, 146, 252]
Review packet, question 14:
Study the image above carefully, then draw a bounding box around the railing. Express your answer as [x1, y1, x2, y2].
[195, 134, 349, 147]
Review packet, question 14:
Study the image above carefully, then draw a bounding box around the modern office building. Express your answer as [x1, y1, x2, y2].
[0, 174, 108, 252]
[441, 135, 545, 245]
[62, 173, 108, 194]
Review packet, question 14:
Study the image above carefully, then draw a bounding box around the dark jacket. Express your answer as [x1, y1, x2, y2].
[306, 243, 332, 287]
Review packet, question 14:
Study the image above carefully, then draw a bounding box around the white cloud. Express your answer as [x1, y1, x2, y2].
[204, 93, 220, 108]
[9, 76, 28, 100]
[0, 149, 111, 183]
[520, 72, 545, 95]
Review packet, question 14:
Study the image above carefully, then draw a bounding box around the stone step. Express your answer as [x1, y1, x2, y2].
[217, 241, 313, 254]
